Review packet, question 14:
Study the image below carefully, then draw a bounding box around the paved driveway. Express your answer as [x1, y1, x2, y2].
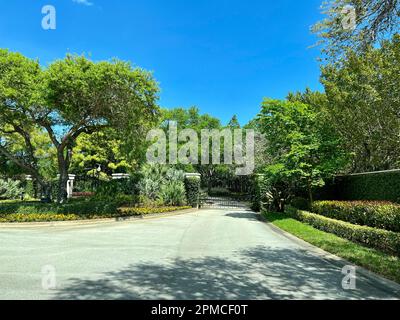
[0, 208, 399, 300]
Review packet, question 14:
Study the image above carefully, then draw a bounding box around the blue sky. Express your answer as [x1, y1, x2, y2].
[0, 0, 324, 125]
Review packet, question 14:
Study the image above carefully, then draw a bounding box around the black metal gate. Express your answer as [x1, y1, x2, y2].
[200, 196, 249, 209]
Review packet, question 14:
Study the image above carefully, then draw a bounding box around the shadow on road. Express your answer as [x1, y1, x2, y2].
[224, 211, 260, 221]
[51, 246, 396, 300]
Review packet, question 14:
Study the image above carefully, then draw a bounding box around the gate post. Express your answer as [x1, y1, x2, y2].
[184, 173, 201, 209]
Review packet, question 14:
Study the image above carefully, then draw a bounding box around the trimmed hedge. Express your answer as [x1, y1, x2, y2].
[0, 200, 119, 216]
[0, 202, 191, 223]
[118, 206, 191, 216]
[312, 201, 400, 232]
[184, 176, 201, 208]
[333, 170, 400, 203]
[285, 206, 400, 255]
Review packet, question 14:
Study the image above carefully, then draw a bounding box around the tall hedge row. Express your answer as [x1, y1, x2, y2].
[329, 171, 400, 203]
[184, 176, 201, 208]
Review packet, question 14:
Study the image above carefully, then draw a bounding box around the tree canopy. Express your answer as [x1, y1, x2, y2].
[321, 34, 400, 172]
[313, 0, 400, 59]
[0, 50, 160, 202]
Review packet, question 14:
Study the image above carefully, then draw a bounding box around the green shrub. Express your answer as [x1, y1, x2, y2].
[312, 200, 400, 232]
[159, 181, 187, 206]
[0, 179, 24, 200]
[184, 176, 201, 208]
[94, 177, 140, 201]
[0, 204, 191, 223]
[137, 164, 186, 206]
[290, 197, 310, 211]
[329, 171, 400, 203]
[286, 206, 400, 255]
[118, 206, 191, 216]
[0, 213, 80, 223]
[251, 174, 268, 211]
[24, 179, 35, 199]
[0, 200, 119, 216]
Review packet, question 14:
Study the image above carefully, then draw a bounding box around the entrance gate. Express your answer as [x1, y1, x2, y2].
[200, 196, 250, 209]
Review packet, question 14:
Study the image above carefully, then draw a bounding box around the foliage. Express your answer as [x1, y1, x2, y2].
[117, 206, 191, 216]
[184, 176, 201, 208]
[0, 178, 23, 200]
[290, 197, 310, 211]
[333, 170, 400, 203]
[0, 50, 159, 203]
[162, 107, 242, 192]
[312, 0, 400, 60]
[257, 98, 347, 207]
[159, 182, 187, 206]
[263, 211, 400, 284]
[24, 179, 35, 199]
[93, 176, 140, 202]
[70, 128, 133, 177]
[0, 202, 191, 222]
[312, 200, 400, 232]
[321, 35, 400, 172]
[0, 200, 120, 216]
[137, 164, 187, 206]
[286, 206, 400, 255]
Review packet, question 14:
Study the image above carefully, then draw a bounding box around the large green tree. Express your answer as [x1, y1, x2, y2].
[0, 50, 159, 202]
[257, 98, 347, 206]
[321, 35, 400, 172]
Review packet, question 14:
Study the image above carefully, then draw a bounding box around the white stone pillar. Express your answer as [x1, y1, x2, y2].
[67, 174, 76, 198]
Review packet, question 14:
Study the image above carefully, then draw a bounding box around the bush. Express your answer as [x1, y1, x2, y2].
[159, 181, 187, 206]
[24, 179, 35, 199]
[94, 177, 140, 201]
[324, 170, 400, 203]
[118, 206, 191, 216]
[0, 203, 191, 223]
[251, 174, 268, 211]
[0, 179, 24, 200]
[137, 164, 187, 206]
[290, 197, 310, 211]
[0, 200, 120, 216]
[184, 176, 201, 208]
[312, 200, 400, 232]
[286, 206, 400, 255]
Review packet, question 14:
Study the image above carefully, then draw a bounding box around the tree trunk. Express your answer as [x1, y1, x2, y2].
[57, 151, 69, 203]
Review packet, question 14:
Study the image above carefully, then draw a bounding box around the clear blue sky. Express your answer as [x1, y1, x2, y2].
[0, 0, 324, 125]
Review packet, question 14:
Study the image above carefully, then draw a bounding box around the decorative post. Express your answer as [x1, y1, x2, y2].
[67, 174, 76, 199]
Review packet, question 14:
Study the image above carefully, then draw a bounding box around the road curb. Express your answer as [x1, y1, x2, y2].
[259, 211, 400, 297]
[0, 208, 199, 228]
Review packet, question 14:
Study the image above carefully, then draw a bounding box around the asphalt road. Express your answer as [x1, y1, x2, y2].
[0, 208, 399, 300]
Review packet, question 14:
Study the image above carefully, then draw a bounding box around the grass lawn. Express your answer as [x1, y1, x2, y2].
[263, 211, 400, 284]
